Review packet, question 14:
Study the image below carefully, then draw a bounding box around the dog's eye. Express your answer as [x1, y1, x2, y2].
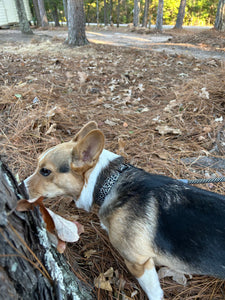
[40, 168, 52, 177]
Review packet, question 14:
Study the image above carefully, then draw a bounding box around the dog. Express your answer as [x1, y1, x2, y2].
[24, 121, 225, 300]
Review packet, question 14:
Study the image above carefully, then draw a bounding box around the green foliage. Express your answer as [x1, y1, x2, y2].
[185, 0, 217, 25]
[163, 0, 179, 24]
[150, 0, 217, 25]
[34, 0, 218, 26]
[44, 0, 65, 23]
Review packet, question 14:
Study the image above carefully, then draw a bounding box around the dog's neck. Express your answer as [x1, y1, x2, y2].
[76, 149, 121, 211]
[93, 157, 130, 206]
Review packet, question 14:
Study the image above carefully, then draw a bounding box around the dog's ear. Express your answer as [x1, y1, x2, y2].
[71, 130, 104, 172]
[73, 121, 98, 142]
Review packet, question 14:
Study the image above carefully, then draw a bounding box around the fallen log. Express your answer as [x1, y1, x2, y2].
[0, 158, 94, 300]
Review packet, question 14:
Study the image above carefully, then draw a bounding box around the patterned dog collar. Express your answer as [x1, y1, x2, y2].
[95, 163, 130, 205]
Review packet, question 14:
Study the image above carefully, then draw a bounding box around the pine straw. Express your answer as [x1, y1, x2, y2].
[167, 28, 225, 51]
[0, 40, 225, 299]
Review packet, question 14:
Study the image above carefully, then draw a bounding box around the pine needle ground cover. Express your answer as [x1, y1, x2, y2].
[1, 30, 225, 299]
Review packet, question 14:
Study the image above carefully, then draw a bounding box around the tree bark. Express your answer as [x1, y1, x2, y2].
[109, 0, 113, 25]
[66, 0, 89, 46]
[14, 0, 33, 34]
[37, 0, 49, 27]
[117, 0, 120, 27]
[63, 0, 68, 24]
[32, 0, 42, 27]
[104, 0, 108, 26]
[51, 1, 60, 27]
[174, 0, 186, 29]
[97, 0, 99, 26]
[0, 158, 93, 300]
[142, 0, 150, 27]
[156, 0, 164, 31]
[215, 0, 225, 31]
[133, 0, 140, 27]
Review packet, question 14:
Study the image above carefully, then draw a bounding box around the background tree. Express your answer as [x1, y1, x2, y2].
[142, 0, 150, 27]
[215, 0, 225, 30]
[67, 0, 89, 46]
[104, 0, 108, 25]
[49, 0, 60, 26]
[133, 0, 140, 27]
[38, 0, 49, 27]
[63, 0, 68, 22]
[14, 0, 33, 34]
[32, 0, 42, 26]
[109, 0, 113, 24]
[27, 0, 219, 29]
[117, 0, 121, 27]
[97, 0, 100, 25]
[156, 0, 164, 31]
[174, 0, 186, 29]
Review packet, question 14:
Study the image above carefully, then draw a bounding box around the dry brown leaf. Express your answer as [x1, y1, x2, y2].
[105, 119, 117, 126]
[104, 267, 114, 278]
[164, 100, 179, 112]
[94, 274, 113, 292]
[45, 123, 57, 135]
[156, 125, 182, 135]
[153, 152, 169, 160]
[84, 249, 96, 259]
[94, 267, 114, 292]
[57, 239, 67, 254]
[17, 196, 83, 252]
[66, 71, 73, 79]
[117, 137, 127, 156]
[46, 105, 63, 118]
[16, 199, 35, 211]
[78, 71, 89, 84]
[46, 208, 81, 243]
[203, 126, 212, 133]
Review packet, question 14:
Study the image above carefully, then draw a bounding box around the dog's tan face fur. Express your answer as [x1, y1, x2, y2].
[25, 122, 104, 201]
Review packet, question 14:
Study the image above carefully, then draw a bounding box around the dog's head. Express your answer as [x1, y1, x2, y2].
[24, 122, 104, 200]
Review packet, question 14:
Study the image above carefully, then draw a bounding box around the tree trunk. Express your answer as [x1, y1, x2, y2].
[125, 1, 130, 23]
[32, 0, 42, 27]
[63, 0, 68, 24]
[0, 158, 93, 300]
[109, 0, 113, 25]
[51, 1, 60, 27]
[104, 0, 108, 26]
[215, 0, 225, 31]
[97, 0, 99, 26]
[14, 0, 33, 34]
[156, 0, 164, 31]
[174, 0, 186, 29]
[133, 0, 140, 27]
[38, 0, 49, 27]
[66, 0, 89, 46]
[142, 0, 150, 27]
[117, 0, 120, 27]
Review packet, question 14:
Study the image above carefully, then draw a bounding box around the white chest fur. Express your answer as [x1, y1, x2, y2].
[75, 149, 120, 211]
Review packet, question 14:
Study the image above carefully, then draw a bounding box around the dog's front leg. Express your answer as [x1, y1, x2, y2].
[125, 258, 164, 300]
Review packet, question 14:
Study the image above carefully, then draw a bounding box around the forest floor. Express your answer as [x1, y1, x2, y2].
[0, 26, 225, 60]
[0, 26, 225, 299]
